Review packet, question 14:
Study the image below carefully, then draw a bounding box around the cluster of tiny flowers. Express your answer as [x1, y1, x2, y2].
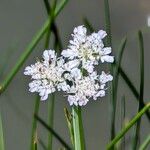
[24, 25, 114, 106]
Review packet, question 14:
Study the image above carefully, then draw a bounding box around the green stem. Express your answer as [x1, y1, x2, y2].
[47, 94, 55, 150]
[139, 134, 150, 150]
[30, 97, 40, 150]
[132, 30, 145, 149]
[106, 103, 150, 149]
[72, 106, 85, 150]
[103, 0, 116, 144]
[0, 0, 69, 95]
[64, 108, 74, 147]
[0, 112, 4, 150]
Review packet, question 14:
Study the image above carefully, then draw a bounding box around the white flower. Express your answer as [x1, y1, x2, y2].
[99, 71, 113, 84]
[24, 26, 114, 106]
[61, 25, 114, 73]
[24, 50, 64, 101]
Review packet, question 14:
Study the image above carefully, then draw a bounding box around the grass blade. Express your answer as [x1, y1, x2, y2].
[47, 94, 55, 150]
[103, 0, 112, 46]
[64, 108, 74, 146]
[72, 106, 85, 150]
[110, 37, 127, 144]
[132, 30, 145, 149]
[0, 113, 4, 150]
[103, 0, 116, 144]
[106, 102, 150, 149]
[0, 0, 69, 94]
[35, 114, 72, 150]
[120, 96, 126, 150]
[113, 38, 127, 99]
[30, 97, 40, 150]
[83, 17, 94, 33]
[139, 134, 150, 150]
[42, 1, 57, 149]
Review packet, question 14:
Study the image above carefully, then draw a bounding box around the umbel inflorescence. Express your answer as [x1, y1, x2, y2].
[24, 25, 114, 106]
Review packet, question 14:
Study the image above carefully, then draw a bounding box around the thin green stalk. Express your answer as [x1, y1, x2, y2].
[103, 0, 112, 47]
[30, 0, 68, 150]
[42, 1, 57, 149]
[139, 134, 150, 150]
[47, 94, 55, 150]
[35, 114, 72, 150]
[0, 0, 69, 95]
[110, 38, 127, 145]
[132, 31, 145, 149]
[64, 108, 74, 146]
[30, 97, 40, 150]
[106, 102, 150, 149]
[120, 96, 126, 150]
[113, 38, 127, 100]
[83, 17, 94, 32]
[72, 106, 85, 150]
[103, 0, 116, 144]
[0, 112, 4, 150]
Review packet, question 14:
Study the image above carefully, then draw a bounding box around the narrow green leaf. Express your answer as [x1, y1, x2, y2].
[103, 0, 116, 144]
[64, 108, 74, 146]
[35, 115, 72, 150]
[83, 18, 94, 33]
[47, 94, 55, 150]
[120, 96, 126, 150]
[72, 106, 85, 150]
[106, 103, 150, 149]
[139, 134, 150, 150]
[103, 0, 112, 46]
[113, 38, 127, 99]
[110, 37, 127, 145]
[33, 132, 38, 150]
[0, 0, 69, 94]
[30, 96, 40, 150]
[42, 1, 57, 149]
[132, 30, 145, 149]
[0, 113, 4, 150]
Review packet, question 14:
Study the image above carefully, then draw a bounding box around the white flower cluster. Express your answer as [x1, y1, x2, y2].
[24, 25, 114, 106]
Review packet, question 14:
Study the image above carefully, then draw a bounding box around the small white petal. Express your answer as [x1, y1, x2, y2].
[98, 30, 107, 39]
[101, 56, 114, 63]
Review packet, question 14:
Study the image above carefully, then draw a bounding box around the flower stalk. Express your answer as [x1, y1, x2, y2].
[72, 106, 85, 150]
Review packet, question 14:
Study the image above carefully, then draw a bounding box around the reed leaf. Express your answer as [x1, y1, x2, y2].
[83, 17, 94, 33]
[30, 97, 40, 150]
[0, 113, 4, 150]
[64, 108, 74, 146]
[132, 30, 145, 149]
[106, 102, 150, 149]
[72, 106, 85, 150]
[120, 96, 126, 150]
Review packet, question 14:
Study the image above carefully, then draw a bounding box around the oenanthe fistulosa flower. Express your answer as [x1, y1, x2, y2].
[24, 25, 114, 106]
